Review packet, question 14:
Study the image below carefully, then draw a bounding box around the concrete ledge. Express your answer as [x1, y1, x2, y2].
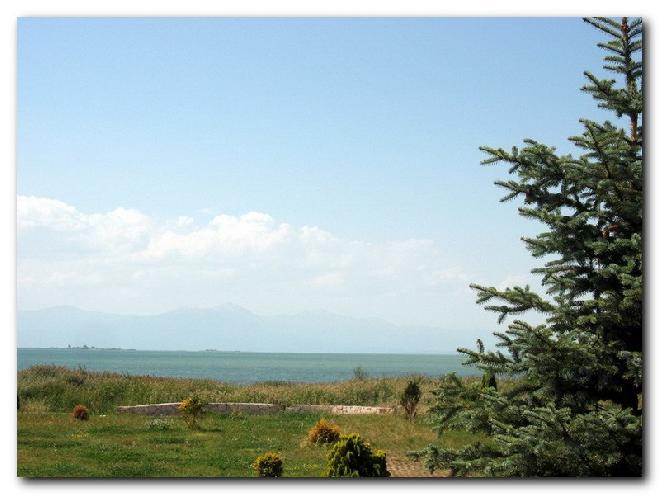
[116, 402, 284, 415]
[207, 402, 285, 414]
[116, 402, 181, 415]
[116, 402, 394, 416]
[285, 404, 393, 415]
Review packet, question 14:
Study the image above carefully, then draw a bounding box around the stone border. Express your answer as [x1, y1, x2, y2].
[286, 404, 393, 415]
[116, 402, 394, 416]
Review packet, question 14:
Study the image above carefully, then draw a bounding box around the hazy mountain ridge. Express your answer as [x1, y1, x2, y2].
[17, 305, 487, 353]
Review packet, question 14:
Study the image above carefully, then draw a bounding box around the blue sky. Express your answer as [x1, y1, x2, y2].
[16, 18, 611, 331]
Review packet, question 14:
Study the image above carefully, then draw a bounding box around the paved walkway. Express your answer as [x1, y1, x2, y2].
[387, 455, 450, 478]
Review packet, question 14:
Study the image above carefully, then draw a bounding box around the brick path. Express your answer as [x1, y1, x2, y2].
[387, 455, 450, 478]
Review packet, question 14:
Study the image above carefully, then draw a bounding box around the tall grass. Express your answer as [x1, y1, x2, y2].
[18, 365, 458, 414]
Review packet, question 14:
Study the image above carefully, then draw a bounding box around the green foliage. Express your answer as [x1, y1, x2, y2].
[326, 433, 390, 477]
[253, 452, 283, 477]
[352, 366, 369, 380]
[308, 419, 341, 444]
[18, 365, 433, 413]
[72, 404, 89, 421]
[178, 396, 207, 429]
[413, 17, 643, 477]
[400, 379, 422, 420]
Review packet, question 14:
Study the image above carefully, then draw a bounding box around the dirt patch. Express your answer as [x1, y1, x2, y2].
[387, 455, 450, 478]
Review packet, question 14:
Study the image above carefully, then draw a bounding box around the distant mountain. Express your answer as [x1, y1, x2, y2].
[17, 305, 487, 353]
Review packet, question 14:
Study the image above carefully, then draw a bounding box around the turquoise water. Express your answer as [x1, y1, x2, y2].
[17, 348, 477, 383]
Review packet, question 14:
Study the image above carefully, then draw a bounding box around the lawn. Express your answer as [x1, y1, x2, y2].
[17, 366, 486, 477]
[17, 410, 478, 478]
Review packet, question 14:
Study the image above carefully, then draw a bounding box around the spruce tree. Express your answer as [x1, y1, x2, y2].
[411, 17, 642, 477]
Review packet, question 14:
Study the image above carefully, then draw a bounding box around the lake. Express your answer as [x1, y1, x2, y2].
[17, 348, 478, 383]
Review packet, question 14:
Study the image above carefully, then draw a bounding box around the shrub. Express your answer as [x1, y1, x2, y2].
[352, 366, 369, 380]
[400, 379, 422, 420]
[308, 419, 340, 444]
[178, 396, 207, 428]
[72, 404, 89, 420]
[326, 433, 390, 477]
[253, 452, 283, 477]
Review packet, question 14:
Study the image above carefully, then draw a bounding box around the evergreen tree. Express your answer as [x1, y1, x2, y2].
[411, 17, 642, 477]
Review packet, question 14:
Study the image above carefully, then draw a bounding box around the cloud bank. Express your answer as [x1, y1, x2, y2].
[17, 195, 481, 326]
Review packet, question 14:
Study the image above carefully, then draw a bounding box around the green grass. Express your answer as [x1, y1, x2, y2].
[17, 366, 490, 477]
[17, 411, 480, 478]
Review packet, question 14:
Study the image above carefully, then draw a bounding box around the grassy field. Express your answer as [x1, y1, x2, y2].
[18, 365, 465, 414]
[17, 410, 480, 477]
[17, 366, 484, 478]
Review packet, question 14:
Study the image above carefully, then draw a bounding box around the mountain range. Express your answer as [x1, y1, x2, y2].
[17, 305, 488, 353]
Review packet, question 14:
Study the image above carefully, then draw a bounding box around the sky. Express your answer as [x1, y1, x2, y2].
[17, 17, 611, 330]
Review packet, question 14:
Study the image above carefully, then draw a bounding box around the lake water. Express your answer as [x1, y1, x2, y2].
[17, 348, 477, 383]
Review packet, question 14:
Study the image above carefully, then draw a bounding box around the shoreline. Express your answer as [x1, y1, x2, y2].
[17, 346, 462, 355]
[18, 348, 476, 384]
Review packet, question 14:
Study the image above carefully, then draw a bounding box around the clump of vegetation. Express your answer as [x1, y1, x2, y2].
[253, 452, 283, 477]
[352, 366, 369, 380]
[308, 419, 341, 444]
[72, 404, 89, 420]
[400, 379, 422, 420]
[146, 418, 176, 431]
[178, 396, 206, 428]
[19, 365, 499, 414]
[64, 367, 88, 387]
[326, 433, 389, 477]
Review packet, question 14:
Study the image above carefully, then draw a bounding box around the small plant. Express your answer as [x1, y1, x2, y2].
[253, 452, 283, 477]
[352, 366, 369, 380]
[146, 418, 175, 431]
[178, 396, 207, 428]
[326, 433, 390, 477]
[400, 379, 422, 420]
[72, 404, 89, 420]
[308, 419, 340, 444]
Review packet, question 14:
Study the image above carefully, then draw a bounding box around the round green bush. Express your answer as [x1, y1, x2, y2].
[400, 379, 422, 419]
[326, 433, 390, 477]
[253, 452, 283, 477]
[308, 419, 341, 444]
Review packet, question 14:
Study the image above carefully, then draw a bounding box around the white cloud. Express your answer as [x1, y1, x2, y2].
[17, 195, 478, 326]
[17, 196, 79, 231]
[17, 195, 151, 255]
[175, 215, 194, 228]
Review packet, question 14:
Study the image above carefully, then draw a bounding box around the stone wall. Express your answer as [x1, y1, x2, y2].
[285, 404, 393, 415]
[116, 402, 394, 416]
